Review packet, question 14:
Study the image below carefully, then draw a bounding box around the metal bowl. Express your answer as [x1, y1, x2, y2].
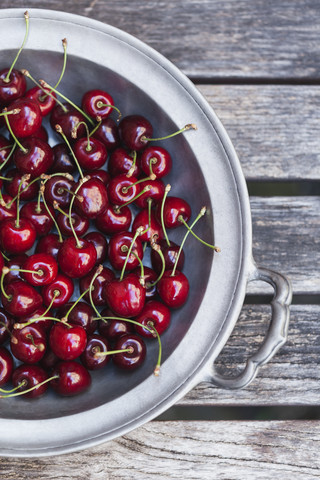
[0, 9, 292, 457]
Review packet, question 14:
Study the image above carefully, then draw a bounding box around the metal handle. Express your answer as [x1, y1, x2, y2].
[208, 266, 292, 389]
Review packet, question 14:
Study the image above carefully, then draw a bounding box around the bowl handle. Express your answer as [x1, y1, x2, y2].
[207, 266, 292, 389]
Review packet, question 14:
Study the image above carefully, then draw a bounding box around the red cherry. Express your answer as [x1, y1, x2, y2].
[0, 135, 13, 166]
[108, 232, 143, 272]
[0, 194, 16, 223]
[84, 169, 110, 186]
[30, 125, 49, 142]
[20, 201, 55, 236]
[135, 300, 171, 337]
[0, 217, 36, 254]
[4, 169, 38, 201]
[73, 137, 107, 171]
[0, 308, 14, 345]
[118, 114, 152, 151]
[157, 269, 189, 308]
[49, 323, 87, 361]
[107, 174, 140, 206]
[56, 211, 90, 238]
[112, 334, 146, 370]
[98, 308, 134, 340]
[132, 209, 164, 243]
[0, 346, 13, 386]
[3, 254, 27, 284]
[24, 85, 56, 116]
[50, 143, 75, 174]
[50, 103, 86, 141]
[10, 324, 46, 364]
[43, 175, 75, 209]
[0, 68, 27, 106]
[58, 237, 97, 279]
[79, 265, 115, 306]
[14, 138, 54, 177]
[108, 147, 141, 177]
[92, 117, 120, 150]
[22, 253, 58, 286]
[74, 178, 108, 219]
[51, 360, 91, 396]
[134, 178, 165, 209]
[155, 196, 191, 229]
[19, 305, 53, 332]
[104, 273, 146, 318]
[150, 239, 185, 273]
[82, 89, 114, 119]
[95, 204, 132, 235]
[132, 265, 158, 298]
[11, 364, 49, 398]
[80, 334, 110, 370]
[84, 231, 108, 265]
[7, 98, 42, 138]
[58, 302, 96, 335]
[140, 145, 172, 179]
[1, 280, 42, 317]
[41, 273, 74, 308]
[35, 233, 62, 260]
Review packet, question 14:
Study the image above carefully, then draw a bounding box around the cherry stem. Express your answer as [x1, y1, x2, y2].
[21, 70, 67, 112]
[131, 252, 145, 286]
[179, 214, 221, 252]
[0, 267, 11, 301]
[55, 125, 84, 179]
[4, 11, 29, 83]
[88, 265, 104, 320]
[15, 175, 30, 228]
[62, 285, 93, 322]
[8, 267, 42, 276]
[39, 38, 67, 102]
[14, 316, 69, 330]
[94, 347, 133, 357]
[171, 207, 207, 277]
[0, 108, 21, 118]
[141, 123, 197, 143]
[95, 315, 162, 375]
[41, 290, 60, 318]
[121, 175, 155, 193]
[88, 116, 102, 137]
[25, 333, 40, 350]
[7, 175, 41, 209]
[71, 121, 91, 151]
[41, 80, 94, 126]
[148, 157, 158, 178]
[0, 143, 17, 172]
[3, 111, 27, 153]
[1, 252, 9, 262]
[119, 228, 143, 282]
[160, 184, 171, 247]
[0, 380, 27, 394]
[95, 102, 122, 121]
[126, 151, 137, 178]
[40, 182, 63, 243]
[0, 375, 59, 399]
[114, 185, 151, 212]
[149, 242, 166, 287]
[68, 177, 90, 248]
[0, 320, 13, 339]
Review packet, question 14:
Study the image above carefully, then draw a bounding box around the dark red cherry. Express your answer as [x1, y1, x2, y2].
[0, 346, 13, 386]
[157, 269, 189, 308]
[84, 231, 108, 265]
[84, 169, 110, 186]
[58, 237, 97, 279]
[58, 302, 96, 335]
[0, 68, 27, 106]
[20, 201, 55, 236]
[30, 125, 49, 142]
[132, 209, 164, 243]
[108, 147, 141, 177]
[98, 308, 134, 340]
[39, 349, 60, 371]
[104, 273, 146, 318]
[11, 364, 49, 398]
[41, 274, 74, 308]
[0, 194, 16, 223]
[132, 265, 158, 298]
[73, 137, 107, 170]
[151, 239, 185, 273]
[10, 324, 46, 364]
[3, 254, 27, 284]
[35, 233, 62, 260]
[1, 280, 42, 317]
[112, 334, 146, 370]
[80, 334, 110, 370]
[51, 360, 91, 396]
[140, 145, 172, 179]
[92, 117, 120, 150]
[107, 174, 140, 206]
[0, 217, 36, 254]
[14, 138, 54, 177]
[95, 204, 132, 235]
[79, 265, 115, 306]
[118, 115, 153, 151]
[82, 89, 114, 119]
[49, 323, 87, 361]
[24, 85, 56, 116]
[50, 143, 75, 174]
[56, 211, 90, 238]
[155, 196, 191, 229]
[4, 169, 38, 200]
[7, 98, 42, 138]
[0, 135, 13, 166]
[108, 232, 144, 272]
[0, 308, 14, 345]
[43, 175, 75, 209]
[134, 178, 165, 209]
[23, 253, 58, 286]
[74, 178, 108, 219]
[50, 103, 86, 141]
[19, 305, 53, 333]
[135, 300, 171, 337]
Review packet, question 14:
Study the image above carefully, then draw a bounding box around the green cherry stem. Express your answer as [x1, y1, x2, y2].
[126, 151, 137, 178]
[39, 38, 68, 102]
[1, 252, 10, 262]
[4, 11, 29, 83]
[21, 70, 67, 112]
[55, 125, 84, 179]
[68, 177, 90, 248]
[3, 111, 27, 153]
[15, 175, 30, 228]
[0, 381, 27, 394]
[114, 185, 151, 213]
[14, 316, 69, 330]
[6, 175, 42, 209]
[71, 121, 92, 150]
[141, 123, 197, 143]
[40, 183, 63, 244]
[0, 375, 59, 399]
[0, 143, 17, 172]
[88, 265, 104, 321]
[61, 284, 95, 322]
[148, 242, 166, 287]
[119, 228, 143, 282]
[96, 102, 122, 121]
[121, 175, 156, 193]
[0, 267, 11, 301]
[160, 184, 171, 247]
[178, 213, 221, 252]
[88, 116, 102, 137]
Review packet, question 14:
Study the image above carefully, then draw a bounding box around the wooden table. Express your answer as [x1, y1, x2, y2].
[0, 1, 319, 478]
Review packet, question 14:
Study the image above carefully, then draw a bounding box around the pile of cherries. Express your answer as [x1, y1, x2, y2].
[0, 13, 218, 399]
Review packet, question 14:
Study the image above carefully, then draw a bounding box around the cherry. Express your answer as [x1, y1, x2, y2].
[157, 269, 189, 308]
[11, 364, 49, 399]
[118, 114, 153, 151]
[20, 201, 55, 236]
[6, 98, 42, 138]
[74, 177, 108, 219]
[1, 279, 42, 317]
[51, 360, 91, 396]
[98, 309, 134, 340]
[50, 103, 86, 141]
[73, 137, 107, 171]
[0, 346, 13, 386]
[19, 305, 53, 332]
[151, 239, 185, 273]
[108, 232, 144, 272]
[50, 143, 75, 174]
[14, 138, 54, 177]
[84, 231, 108, 265]
[31, 125, 49, 142]
[39, 349, 60, 371]
[4, 169, 38, 201]
[155, 195, 191, 229]
[134, 178, 165, 209]
[92, 117, 120, 150]
[35, 233, 62, 260]
[58, 237, 97, 279]
[41, 273, 74, 307]
[140, 145, 172, 179]
[84, 169, 110, 186]
[56, 211, 90, 238]
[3, 254, 27, 284]
[107, 174, 140, 206]
[10, 324, 46, 364]
[49, 323, 87, 361]
[80, 334, 110, 370]
[135, 300, 171, 337]
[22, 253, 58, 286]
[132, 266, 158, 298]
[0, 135, 13, 166]
[104, 273, 146, 318]
[108, 147, 141, 178]
[24, 85, 56, 116]
[0, 69, 27, 106]
[0, 308, 14, 345]
[82, 89, 115, 119]
[112, 334, 146, 371]
[132, 208, 164, 243]
[58, 302, 96, 335]
[95, 204, 132, 235]
[0, 194, 16, 223]
[0, 217, 36, 254]
[79, 265, 115, 306]
[43, 174, 75, 209]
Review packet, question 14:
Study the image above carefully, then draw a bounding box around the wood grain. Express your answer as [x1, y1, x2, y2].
[0, 420, 319, 479]
[1, 0, 319, 80]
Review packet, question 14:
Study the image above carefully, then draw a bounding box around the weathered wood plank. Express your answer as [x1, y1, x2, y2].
[197, 85, 320, 181]
[180, 304, 320, 406]
[1, 0, 320, 80]
[1, 420, 319, 479]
